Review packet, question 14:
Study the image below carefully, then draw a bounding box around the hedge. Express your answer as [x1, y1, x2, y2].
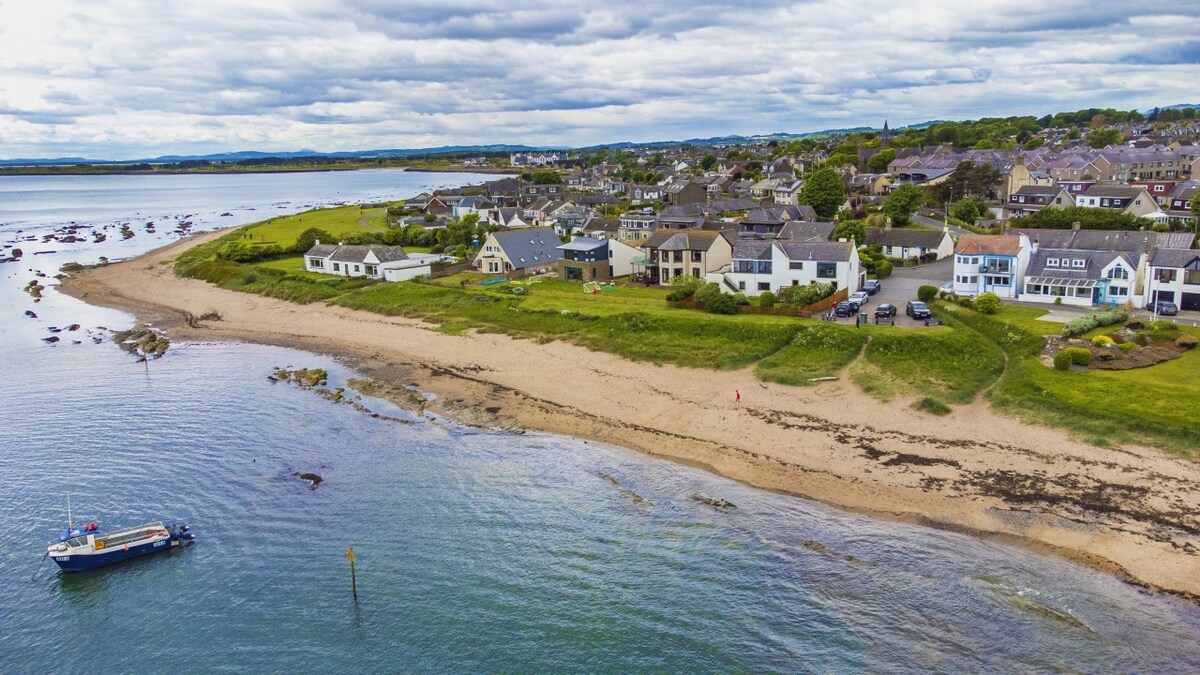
[1061, 310, 1128, 338]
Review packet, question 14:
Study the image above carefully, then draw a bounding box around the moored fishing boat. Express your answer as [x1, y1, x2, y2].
[46, 503, 195, 572]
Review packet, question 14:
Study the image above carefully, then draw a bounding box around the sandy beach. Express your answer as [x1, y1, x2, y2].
[60, 229, 1200, 601]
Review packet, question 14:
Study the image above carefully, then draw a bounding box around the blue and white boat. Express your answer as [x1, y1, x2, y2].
[46, 503, 195, 572]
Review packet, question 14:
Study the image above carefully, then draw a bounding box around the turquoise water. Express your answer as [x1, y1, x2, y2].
[3, 173, 1200, 672]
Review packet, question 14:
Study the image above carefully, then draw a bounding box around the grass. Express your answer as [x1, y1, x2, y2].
[913, 397, 952, 415]
[860, 325, 1006, 404]
[252, 255, 332, 279]
[245, 205, 388, 248]
[756, 325, 868, 385]
[849, 362, 900, 402]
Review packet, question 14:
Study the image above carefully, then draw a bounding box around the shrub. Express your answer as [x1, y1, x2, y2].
[692, 282, 722, 308]
[1176, 334, 1199, 350]
[1054, 297, 1063, 305]
[874, 260, 893, 279]
[1133, 332, 1149, 346]
[913, 397, 952, 415]
[775, 282, 836, 309]
[759, 290, 776, 308]
[917, 285, 938, 302]
[1092, 335, 1114, 348]
[706, 293, 737, 314]
[1150, 320, 1179, 332]
[1053, 351, 1074, 370]
[666, 274, 703, 301]
[732, 292, 750, 306]
[1065, 347, 1092, 365]
[973, 292, 1001, 314]
[1061, 310, 1129, 338]
[1117, 342, 1136, 352]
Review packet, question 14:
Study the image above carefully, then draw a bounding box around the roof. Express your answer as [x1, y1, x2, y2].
[645, 228, 731, 251]
[308, 243, 409, 264]
[557, 237, 607, 252]
[305, 243, 339, 258]
[1080, 184, 1148, 200]
[776, 241, 854, 262]
[1025, 248, 1133, 279]
[1150, 247, 1200, 268]
[486, 227, 564, 269]
[866, 228, 949, 248]
[777, 221, 836, 242]
[1012, 185, 1068, 197]
[1010, 228, 1158, 254]
[956, 233, 1023, 256]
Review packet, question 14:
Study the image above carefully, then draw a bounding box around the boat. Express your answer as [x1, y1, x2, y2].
[45, 500, 195, 572]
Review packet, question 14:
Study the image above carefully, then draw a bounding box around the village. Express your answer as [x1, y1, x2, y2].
[299, 108, 1200, 324]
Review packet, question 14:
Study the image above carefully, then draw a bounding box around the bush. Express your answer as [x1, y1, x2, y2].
[666, 274, 703, 301]
[1092, 335, 1115, 348]
[913, 397, 952, 416]
[1150, 320, 1179, 332]
[775, 282, 836, 309]
[1117, 342, 1136, 352]
[693, 282, 722, 308]
[1053, 347, 1092, 370]
[759, 290, 776, 308]
[1176, 334, 1199, 350]
[973, 292, 1001, 314]
[1133, 332, 1149, 346]
[874, 260, 893, 279]
[732, 292, 749, 306]
[917, 285, 938, 302]
[1053, 351, 1074, 370]
[1061, 310, 1128, 338]
[292, 227, 334, 254]
[706, 293, 737, 314]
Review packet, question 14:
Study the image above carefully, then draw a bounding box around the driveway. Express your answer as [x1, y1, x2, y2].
[871, 257, 953, 308]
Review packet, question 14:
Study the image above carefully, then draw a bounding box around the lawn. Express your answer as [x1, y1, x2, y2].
[860, 325, 1006, 404]
[756, 324, 868, 385]
[252, 255, 332, 279]
[244, 205, 388, 248]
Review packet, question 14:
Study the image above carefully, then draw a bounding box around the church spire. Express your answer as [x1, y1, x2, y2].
[881, 120, 891, 150]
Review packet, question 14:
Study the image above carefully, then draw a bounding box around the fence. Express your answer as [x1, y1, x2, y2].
[428, 261, 474, 278]
[798, 287, 849, 317]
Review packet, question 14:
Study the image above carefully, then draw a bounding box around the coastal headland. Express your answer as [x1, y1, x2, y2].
[60, 228, 1200, 602]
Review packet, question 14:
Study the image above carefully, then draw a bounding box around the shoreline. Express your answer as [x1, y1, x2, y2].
[59, 228, 1200, 603]
[0, 165, 517, 178]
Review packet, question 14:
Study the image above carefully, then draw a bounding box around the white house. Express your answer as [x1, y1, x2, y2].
[1074, 184, 1158, 217]
[952, 233, 1031, 299]
[712, 240, 861, 295]
[304, 241, 437, 281]
[1146, 248, 1200, 310]
[864, 227, 955, 261]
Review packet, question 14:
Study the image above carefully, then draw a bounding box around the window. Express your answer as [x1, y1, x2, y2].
[1028, 284, 1043, 295]
[792, 280, 799, 286]
[692, 251, 702, 262]
[1107, 266, 1129, 279]
[816, 262, 837, 278]
[308, 258, 324, 268]
[789, 261, 803, 270]
[1075, 287, 1091, 298]
[364, 265, 377, 276]
[1110, 285, 1127, 297]
[1046, 258, 1059, 267]
[332, 263, 341, 272]
[733, 261, 755, 274]
[738, 281, 745, 291]
[758, 282, 770, 291]
[985, 275, 1009, 286]
[1071, 259, 1085, 268]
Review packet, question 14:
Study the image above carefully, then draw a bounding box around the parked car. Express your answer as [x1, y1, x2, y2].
[875, 303, 897, 318]
[906, 300, 932, 319]
[850, 291, 870, 308]
[864, 279, 881, 295]
[834, 301, 857, 317]
[1149, 300, 1179, 316]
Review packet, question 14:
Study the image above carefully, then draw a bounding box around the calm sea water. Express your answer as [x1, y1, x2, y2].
[2, 172, 1200, 673]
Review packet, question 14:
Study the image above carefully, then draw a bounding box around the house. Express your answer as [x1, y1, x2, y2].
[1146, 248, 1200, 310]
[521, 184, 565, 202]
[665, 180, 707, 205]
[1005, 185, 1073, 218]
[736, 206, 817, 238]
[452, 195, 495, 220]
[865, 226, 955, 261]
[1009, 227, 1164, 307]
[550, 204, 592, 237]
[303, 241, 435, 282]
[952, 233, 1032, 299]
[582, 218, 620, 240]
[473, 227, 563, 276]
[1074, 183, 1158, 217]
[488, 207, 531, 229]
[555, 237, 641, 281]
[1164, 182, 1198, 222]
[771, 180, 804, 205]
[637, 229, 735, 285]
[714, 240, 861, 295]
[618, 212, 658, 242]
[628, 184, 665, 202]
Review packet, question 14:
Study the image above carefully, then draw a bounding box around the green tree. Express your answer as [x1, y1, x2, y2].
[1191, 193, 1200, 226]
[883, 183, 924, 226]
[867, 148, 896, 173]
[831, 219, 867, 245]
[1022, 137, 1045, 150]
[917, 285, 938, 302]
[700, 154, 718, 171]
[530, 170, 561, 184]
[798, 168, 846, 218]
[1015, 206, 1154, 231]
[292, 227, 334, 254]
[1087, 128, 1123, 148]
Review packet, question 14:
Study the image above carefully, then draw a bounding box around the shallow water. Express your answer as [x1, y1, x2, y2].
[3, 172, 1200, 673]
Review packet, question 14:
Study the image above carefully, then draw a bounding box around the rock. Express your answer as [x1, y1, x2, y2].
[692, 493, 737, 509]
[67, 324, 80, 331]
[24, 310, 37, 319]
[802, 539, 829, 554]
[291, 472, 323, 490]
[43, 336, 59, 343]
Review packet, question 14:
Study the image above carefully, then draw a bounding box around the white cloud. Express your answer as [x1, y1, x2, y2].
[0, 0, 1195, 158]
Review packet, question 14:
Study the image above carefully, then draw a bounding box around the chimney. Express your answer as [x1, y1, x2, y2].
[885, 216, 893, 231]
[314, 239, 320, 246]
[1071, 221, 1081, 231]
[1031, 238, 1039, 253]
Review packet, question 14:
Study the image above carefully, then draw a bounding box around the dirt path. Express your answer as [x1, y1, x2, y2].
[357, 209, 386, 231]
[57, 229, 1200, 602]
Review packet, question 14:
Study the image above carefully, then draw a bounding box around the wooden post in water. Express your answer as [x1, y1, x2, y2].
[347, 547, 357, 602]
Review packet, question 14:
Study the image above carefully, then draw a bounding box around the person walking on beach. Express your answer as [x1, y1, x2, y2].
[735, 389, 741, 403]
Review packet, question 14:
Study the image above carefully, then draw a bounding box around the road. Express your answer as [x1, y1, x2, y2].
[911, 214, 969, 236]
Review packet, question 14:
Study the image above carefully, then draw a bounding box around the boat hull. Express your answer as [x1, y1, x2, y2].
[51, 537, 172, 572]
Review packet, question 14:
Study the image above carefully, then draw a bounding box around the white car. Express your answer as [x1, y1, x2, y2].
[849, 291, 870, 308]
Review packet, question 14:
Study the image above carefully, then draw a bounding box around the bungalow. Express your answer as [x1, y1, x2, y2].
[1074, 184, 1158, 217]
[638, 229, 735, 285]
[555, 237, 641, 281]
[473, 226, 563, 276]
[582, 218, 621, 240]
[952, 233, 1031, 299]
[488, 207, 531, 229]
[628, 184, 665, 202]
[1005, 185, 1073, 218]
[304, 241, 435, 282]
[714, 240, 861, 295]
[865, 226, 955, 261]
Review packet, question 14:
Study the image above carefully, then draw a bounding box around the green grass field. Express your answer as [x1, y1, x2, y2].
[244, 205, 387, 248]
[173, 207, 1200, 454]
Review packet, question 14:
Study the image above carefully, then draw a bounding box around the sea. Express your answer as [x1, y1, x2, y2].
[1, 170, 1199, 673]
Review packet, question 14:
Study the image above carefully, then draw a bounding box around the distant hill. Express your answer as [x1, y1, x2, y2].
[1144, 103, 1200, 114]
[0, 144, 562, 167]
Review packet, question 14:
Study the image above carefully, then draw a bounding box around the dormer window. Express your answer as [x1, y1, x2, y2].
[1071, 259, 1085, 268]
[1046, 258, 1059, 267]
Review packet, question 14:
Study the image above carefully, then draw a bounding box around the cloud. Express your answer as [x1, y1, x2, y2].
[0, 0, 1196, 158]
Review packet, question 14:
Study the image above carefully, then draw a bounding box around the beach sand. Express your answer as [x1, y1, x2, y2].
[60, 229, 1200, 600]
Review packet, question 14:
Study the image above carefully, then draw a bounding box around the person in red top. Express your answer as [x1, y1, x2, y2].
[735, 389, 741, 403]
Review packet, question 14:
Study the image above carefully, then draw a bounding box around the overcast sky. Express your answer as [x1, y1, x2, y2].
[0, 0, 1197, 159]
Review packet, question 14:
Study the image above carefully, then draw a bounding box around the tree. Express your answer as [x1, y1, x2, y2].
[292, 227, 334, 254]
[831, 219, 866, 245]
[700, 154, 718, 171]
[706, 293, 737, 314]
[917, 285, 938, 302]
[950, 199, 987, 223]
[883, 183, 924, 226]
[1022, 137, 1045, 150]
[1015, 206, 1154, 231]
[1191, 193, 1200, 226]
[530, 170, 561, 184]
[867, 148, 895, 173]
[1087, 128, 1122, 148]
[798, 168, 846, 218]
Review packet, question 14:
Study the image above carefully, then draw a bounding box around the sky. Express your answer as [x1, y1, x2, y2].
[0, 0, 1198, 159]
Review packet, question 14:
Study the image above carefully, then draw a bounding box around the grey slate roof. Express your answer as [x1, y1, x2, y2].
[1010, 228, 1158, 254]
[645, 229, 731, 251]
[328, 244, 409, 263]
[777, 241, 854, 262]
[732, 240, 773, 260]
[488, 227, 563, 269]
[778, 221, 836, 242]
[865, 228, 949, 249]
[558, 237, 607, 252]
[305, 243, 339, 258]
[1026, 248, 1133, 280]
[1150, 248, 1200, 268]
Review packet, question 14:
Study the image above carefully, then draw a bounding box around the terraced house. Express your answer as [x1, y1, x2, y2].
[714, 240, 861, 295]
[952, 233, 1031, 299]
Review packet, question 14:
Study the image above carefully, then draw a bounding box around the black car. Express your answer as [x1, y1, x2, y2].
[906, 300, 932, 319]
[834, 301, 857, 317]
[1149, 300, 1179, 316]
[864, 279, 881, 295]
[875, 303, 897, 318]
